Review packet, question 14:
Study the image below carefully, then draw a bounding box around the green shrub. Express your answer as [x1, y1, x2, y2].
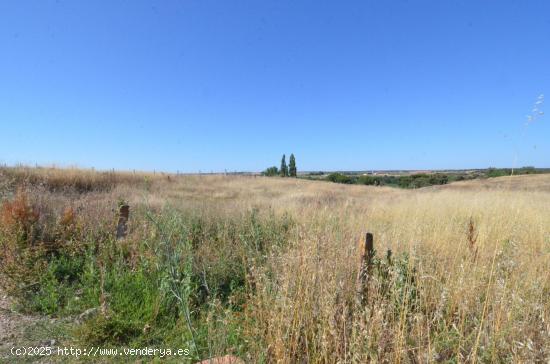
[262, 166, 279, 176]
[357, 175, 378, 185]
[487, 167, 514, 178]
[326, 173, 353, 184]
[372, 250, 420, 317]
[1, 198, 294, 359]
[26, 254, 87, 315]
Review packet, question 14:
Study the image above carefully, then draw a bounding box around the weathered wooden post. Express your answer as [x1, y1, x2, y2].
[116, 204, 130, 239]
[356, 232, 374, 306]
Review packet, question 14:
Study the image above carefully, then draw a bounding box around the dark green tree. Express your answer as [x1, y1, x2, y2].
[289, 154, 297, 177]
[262, 166, 279, 176]
[280, 154, 288, 177]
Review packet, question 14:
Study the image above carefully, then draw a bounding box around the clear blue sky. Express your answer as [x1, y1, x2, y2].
[1, 0, 548, 172]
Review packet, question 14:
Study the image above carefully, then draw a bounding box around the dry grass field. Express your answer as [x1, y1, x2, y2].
[0, 166, 549, 363]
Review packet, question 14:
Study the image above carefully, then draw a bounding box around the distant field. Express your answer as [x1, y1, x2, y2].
[432, 173, 550, 192]
[299, 167, 550, 189]
[0, 166, 549, 362]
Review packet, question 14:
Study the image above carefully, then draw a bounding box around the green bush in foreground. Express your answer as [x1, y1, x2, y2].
[0, 193, 294, 360]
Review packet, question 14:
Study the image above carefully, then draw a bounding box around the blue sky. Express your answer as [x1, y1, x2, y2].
[1, 0, 548, 172]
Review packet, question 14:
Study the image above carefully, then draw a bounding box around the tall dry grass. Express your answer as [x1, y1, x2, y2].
[0, 165, 162, 194]
[163, 174, 549, 362]
[248, 187, 549, 362]
[0, 167, 548, 362]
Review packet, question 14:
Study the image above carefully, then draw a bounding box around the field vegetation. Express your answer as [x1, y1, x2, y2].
[316, 167, 550, 189]
[0, 166, 549, 362]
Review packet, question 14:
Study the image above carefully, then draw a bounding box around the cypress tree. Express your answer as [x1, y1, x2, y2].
[280, 154, 288, 177]
[289, 154, 297, 177]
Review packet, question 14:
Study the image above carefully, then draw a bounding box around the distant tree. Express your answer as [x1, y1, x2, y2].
[262, 166, 279, 176]
[280, 154, 288, 177]
[357, 175, 376, 185]
[487, 167, 509, 178]
[288, 154, 297, 177]
[520, 166, 536, 174]
[326, 173, 353, 184]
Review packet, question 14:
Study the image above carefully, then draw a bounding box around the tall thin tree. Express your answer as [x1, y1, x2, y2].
[280, 154, 288, 177]
[289, 154, 297, 177]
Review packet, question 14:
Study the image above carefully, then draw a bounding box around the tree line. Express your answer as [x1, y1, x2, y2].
[263, 154, 297, 177]
[321, 166, 550, 189]
[325, 172, 451, 188]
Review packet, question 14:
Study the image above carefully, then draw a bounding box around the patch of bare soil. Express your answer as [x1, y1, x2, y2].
[0, 290, 67, 363]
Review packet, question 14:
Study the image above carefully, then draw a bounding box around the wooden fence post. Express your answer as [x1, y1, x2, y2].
[356, 232, 374, 306]
[116, 204, 130, 239]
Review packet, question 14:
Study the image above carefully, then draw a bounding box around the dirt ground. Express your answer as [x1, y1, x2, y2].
[0, 289, 68, 364]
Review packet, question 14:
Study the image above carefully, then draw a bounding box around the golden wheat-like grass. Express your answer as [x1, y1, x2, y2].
[1, 167, 548, 362]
